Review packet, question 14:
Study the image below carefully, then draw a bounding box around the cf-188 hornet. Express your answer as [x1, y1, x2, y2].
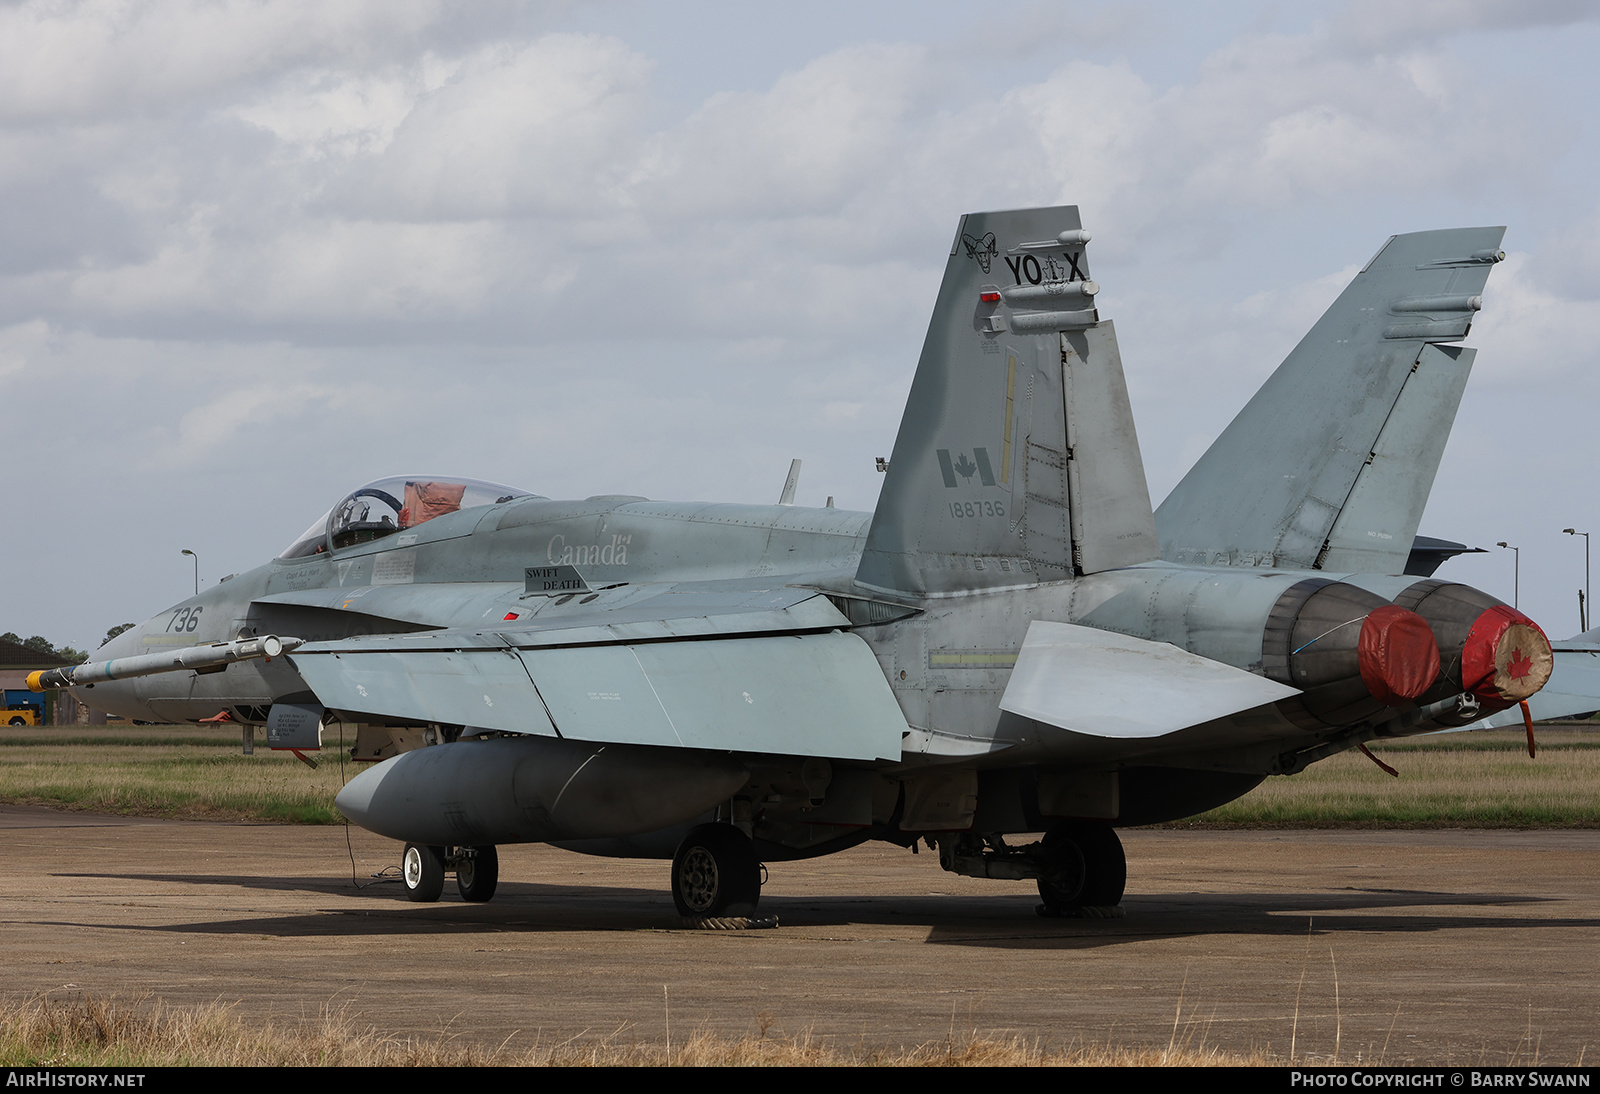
[36, 206, 1552, 921]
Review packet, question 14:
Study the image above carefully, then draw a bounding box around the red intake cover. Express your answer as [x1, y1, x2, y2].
[1357, 605, 1441, 707]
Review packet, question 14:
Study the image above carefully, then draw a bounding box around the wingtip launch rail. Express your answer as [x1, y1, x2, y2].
[29, 635, 304, 691]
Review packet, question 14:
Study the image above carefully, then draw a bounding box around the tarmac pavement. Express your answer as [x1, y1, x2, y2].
[2, 805, 1597, 1063]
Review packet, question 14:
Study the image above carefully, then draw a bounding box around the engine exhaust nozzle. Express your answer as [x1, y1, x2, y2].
[1394, 581, 1554, 715]
[1264, 579, 1441, 729]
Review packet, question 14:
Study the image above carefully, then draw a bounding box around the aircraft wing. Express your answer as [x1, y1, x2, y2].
[285, 584, 910, 762]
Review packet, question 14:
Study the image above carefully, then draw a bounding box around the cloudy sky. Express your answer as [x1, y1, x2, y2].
[5, 0, 1600, 650]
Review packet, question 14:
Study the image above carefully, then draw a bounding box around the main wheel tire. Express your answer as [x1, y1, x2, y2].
[455, 845, 499, 903]
[1036, 821, 1125, 913]
[8, 717, 26, 726]
[671, 824, 761, 917]
[402, 842, 445, 903]
[1035, 827, 1088, 911]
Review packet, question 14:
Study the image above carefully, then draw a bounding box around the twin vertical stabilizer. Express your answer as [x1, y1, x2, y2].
[855, 206, 1159, 598]
[1155, 227, 1505, 574]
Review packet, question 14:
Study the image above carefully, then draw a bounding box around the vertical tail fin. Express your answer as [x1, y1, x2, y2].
[1155, 228, 1505, 574]
[778, 459, 801, 505]
[855, 206, 1158, 598]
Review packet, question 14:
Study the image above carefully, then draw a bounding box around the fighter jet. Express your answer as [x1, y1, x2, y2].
[33, 206, 1553, 921]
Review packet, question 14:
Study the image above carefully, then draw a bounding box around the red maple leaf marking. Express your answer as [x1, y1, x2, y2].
[1508, 647, 1533, 679]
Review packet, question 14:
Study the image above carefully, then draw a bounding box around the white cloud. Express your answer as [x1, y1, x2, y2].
[1327, 0, 1600, 53]
[0, 0, 447, 121]
[1011, 60, 1159, 217]
[354, 34, 651, 220]
[233, 68, 421, 160]
[1, 12, 1560, 342]
[1137, 38, 1513, 215]
[57, 211, 513, 324]
[1466, 252, 1600, 384]
[166, 380, 335, 458]
[0, 319, 52, 380]
[243, 220, 509, 319]
[1528, 204, 1600, 299]
[635, 44, 927, 219]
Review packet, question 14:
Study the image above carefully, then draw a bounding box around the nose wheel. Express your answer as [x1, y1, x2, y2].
[400, 844, 499, 903]
[671, 823, 761, 917]
[454, 845, 499, 902]
[1035, 821, 1125, 917]
[402, 843, 445, 902]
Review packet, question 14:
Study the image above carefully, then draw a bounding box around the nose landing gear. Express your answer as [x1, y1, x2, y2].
[401, 843, 498, 903]
[402, 843, 445, 902]
[454, 845, 499, 902]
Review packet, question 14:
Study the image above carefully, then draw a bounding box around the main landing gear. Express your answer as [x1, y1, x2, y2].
[402, 843, 499, 903]
[929, 820, 1126, 917]
[670, 823, 762, 919]
[1034, 820, 1126, 918]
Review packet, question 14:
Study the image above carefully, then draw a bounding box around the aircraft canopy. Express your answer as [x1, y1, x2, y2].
[279, 476, 535, 558]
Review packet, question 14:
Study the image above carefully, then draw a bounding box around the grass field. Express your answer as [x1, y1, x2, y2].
[0, 993, 1267, 1067]
[0, 723, 352, 824]
[1, 723, 1596, 827]
[1180, 727, 1600, 827]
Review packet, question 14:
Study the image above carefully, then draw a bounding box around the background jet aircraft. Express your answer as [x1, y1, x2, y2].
[35, 206, 1554, 922]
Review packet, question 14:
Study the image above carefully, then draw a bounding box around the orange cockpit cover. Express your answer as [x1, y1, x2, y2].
[400, 481, 468, 529]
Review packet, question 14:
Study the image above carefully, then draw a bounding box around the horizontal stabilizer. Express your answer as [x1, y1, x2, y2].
[290, 630, 907, 761]
[1405, 535, 1485, 578]
[999, 620, 1299, 738]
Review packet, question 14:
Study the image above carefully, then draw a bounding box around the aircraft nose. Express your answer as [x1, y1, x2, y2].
[98, 626, 143, 660]
[66, 622, 152, 720]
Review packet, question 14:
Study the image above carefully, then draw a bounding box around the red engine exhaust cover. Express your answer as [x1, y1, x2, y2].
[1357, 604, 1442, 707]
[1460, 605, 1553, 707]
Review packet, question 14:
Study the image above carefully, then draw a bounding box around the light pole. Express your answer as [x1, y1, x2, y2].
[181, 549, 198, 596]
[1496, 542, 1519, 609]
[1564, 529, 1590, 632]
